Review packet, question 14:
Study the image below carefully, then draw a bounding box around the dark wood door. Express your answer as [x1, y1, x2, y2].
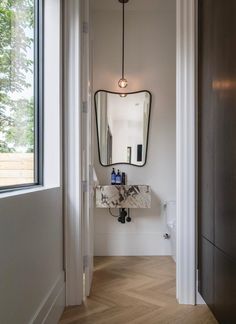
[198, 1, 236, 323]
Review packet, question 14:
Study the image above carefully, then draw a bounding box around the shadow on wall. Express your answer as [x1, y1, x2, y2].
[134, 190, 162, 218]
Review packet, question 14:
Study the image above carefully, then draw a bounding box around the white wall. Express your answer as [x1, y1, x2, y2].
[0, 0, 64, 322]
[92, 0, 176, 256]
[0, 189, 64, 324]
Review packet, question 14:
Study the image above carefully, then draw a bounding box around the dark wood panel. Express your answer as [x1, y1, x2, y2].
[199, 237, 214, 313]
[198, 1, 236, 322]
[198, 0, 215, 243]
[213, 0, 236, 260]
[214, 248, 236, 323]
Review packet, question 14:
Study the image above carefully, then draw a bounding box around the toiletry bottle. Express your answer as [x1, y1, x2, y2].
[121, 172, 126, 185]
[111, 168, 116, 185]
[116, 169, 121, 184]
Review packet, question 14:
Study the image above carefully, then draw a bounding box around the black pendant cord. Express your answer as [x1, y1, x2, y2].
[122, 1, 125, 79]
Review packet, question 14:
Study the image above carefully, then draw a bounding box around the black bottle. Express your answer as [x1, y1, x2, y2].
[111, 168, 116, 185]
[121, 172, 126, 185]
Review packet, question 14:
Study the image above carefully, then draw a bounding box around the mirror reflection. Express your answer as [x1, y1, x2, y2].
[95, 90, 151, 166]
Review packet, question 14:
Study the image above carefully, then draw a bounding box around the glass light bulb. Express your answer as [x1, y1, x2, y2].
[118, 78, 128, 88]
[120, 93, 127, 98]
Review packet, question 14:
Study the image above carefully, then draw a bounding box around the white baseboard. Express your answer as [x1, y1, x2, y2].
[94, 232, 172, 256]
[30, 271, 65, 324]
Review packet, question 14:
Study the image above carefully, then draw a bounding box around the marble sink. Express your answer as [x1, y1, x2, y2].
[96, 185, 151, 208]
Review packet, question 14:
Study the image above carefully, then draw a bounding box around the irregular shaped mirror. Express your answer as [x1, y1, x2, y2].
[95, 90, 151, 166]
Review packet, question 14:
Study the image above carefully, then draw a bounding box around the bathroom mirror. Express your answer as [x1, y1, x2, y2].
[95, 90, 151, 166]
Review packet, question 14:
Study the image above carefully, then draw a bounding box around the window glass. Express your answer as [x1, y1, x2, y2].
[0, 0, 40, 188]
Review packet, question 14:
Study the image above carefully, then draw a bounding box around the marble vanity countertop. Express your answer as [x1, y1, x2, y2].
[96, 185, 151, 208]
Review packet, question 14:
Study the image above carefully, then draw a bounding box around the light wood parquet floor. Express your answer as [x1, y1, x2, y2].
[59, 256, 218, 324]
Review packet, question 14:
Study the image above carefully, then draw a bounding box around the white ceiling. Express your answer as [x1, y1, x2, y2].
[91, 0, 176, 12]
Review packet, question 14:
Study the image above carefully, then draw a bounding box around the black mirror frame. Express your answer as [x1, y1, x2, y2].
[94, 89, 152, 167]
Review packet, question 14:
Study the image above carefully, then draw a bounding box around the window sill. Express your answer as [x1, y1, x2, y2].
[0, 184, 61, 199]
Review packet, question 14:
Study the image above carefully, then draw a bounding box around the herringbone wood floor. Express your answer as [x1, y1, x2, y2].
[59, 256, 217, 324]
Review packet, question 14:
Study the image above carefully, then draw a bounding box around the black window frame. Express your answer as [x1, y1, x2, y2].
[0, 0, 44, 193]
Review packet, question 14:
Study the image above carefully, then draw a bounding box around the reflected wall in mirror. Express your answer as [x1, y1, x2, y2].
[95, 90, 152, 166]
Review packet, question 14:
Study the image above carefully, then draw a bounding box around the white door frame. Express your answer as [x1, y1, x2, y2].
[176, 0, 197, 305]
[63, 0, 84, 306]
[81, 0, 94, 297]
[64, 0, 198, 306]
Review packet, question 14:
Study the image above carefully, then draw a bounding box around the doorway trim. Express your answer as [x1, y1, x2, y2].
[176, 0, 197, 305]
[63, 0, 84, 306]
[63, 0, 198, 306]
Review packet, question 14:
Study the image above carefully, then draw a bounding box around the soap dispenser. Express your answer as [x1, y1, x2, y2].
[111, 168, 116, 185]
[116, 169, 121, 184]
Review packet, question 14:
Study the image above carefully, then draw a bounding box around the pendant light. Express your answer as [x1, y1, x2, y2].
[118, 0, 129, 89]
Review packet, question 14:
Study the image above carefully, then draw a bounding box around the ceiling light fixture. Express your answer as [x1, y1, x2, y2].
[118, 0, 129, 89]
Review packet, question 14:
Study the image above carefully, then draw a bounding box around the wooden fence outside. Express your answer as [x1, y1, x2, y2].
[0, 153, 34, 187]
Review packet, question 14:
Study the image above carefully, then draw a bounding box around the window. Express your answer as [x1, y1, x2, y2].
[0, 0, 43, 190]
